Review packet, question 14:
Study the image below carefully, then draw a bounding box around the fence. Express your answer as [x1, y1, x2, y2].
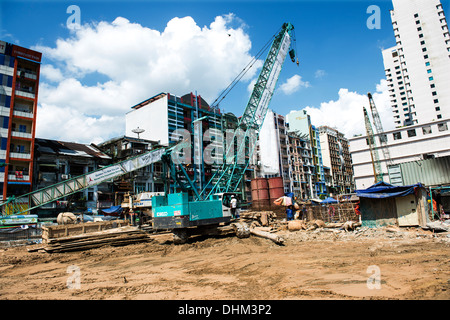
[304, 202, 359, 223]
[0, 225, 42, 243]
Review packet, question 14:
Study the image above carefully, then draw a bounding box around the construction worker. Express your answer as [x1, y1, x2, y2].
[230, 195, 238, 219]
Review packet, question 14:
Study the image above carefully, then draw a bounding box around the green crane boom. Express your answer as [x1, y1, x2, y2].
[200, 22, 297, 199]
[363, 107, 383, 183]
[367, 92, 393, 167]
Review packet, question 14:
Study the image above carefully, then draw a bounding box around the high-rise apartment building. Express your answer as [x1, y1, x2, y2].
[382, 0, 450, 126]
[318, 126, 354, 194]
[287, 109, 327, 198]
[0, 41, 41, 201]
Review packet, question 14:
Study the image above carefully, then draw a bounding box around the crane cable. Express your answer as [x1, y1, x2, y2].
[210, 27, 282, 110]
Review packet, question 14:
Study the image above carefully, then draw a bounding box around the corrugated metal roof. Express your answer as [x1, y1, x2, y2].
[35, 138, 111, 159]
[389, 156, 450, 187]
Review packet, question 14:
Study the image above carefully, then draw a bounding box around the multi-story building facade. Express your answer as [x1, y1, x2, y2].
[287, 109, 327, 198]
[125, 92, 253, 202]
[257, 110, 291, 193]
[350, 118, 450, 189]
[258, 109, 320, 199]
[0, 41, 41, 201]
[382, 0, 450, 126]
[33, 138, 111, 216]
[287, 132, 314, 200]
[318, 126, 354, 195]
[126, 92, 222, 195]
[96, 135, 163, 194]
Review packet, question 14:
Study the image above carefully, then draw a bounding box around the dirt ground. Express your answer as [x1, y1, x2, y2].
[0, 227, 449, 300]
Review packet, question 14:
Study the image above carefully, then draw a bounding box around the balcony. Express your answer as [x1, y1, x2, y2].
[13, 109, 34, 119]
[11, 131, 33, 139]
[17, 69, 38, 80]
[15, 90, 35, 99]
[9, 151, 31, 160]
[8, 171, 30, 181]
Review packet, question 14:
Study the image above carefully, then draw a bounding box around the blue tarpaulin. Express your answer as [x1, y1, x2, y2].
[321, 197, 338, 204]
[356, 181, 423, 199]
[100, 205, 123, 215]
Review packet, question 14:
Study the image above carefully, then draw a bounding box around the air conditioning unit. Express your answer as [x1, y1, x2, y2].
[61, 174, 69, 180]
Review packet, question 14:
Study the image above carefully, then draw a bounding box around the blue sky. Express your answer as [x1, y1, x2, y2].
[1, 0, 448, 143]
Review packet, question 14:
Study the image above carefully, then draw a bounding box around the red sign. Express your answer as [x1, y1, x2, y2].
[11, 45, 42, 63]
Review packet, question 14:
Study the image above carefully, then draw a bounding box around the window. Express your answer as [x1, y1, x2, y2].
[422, 126, 432, 135]
[426, 62, 430, 66]
[437, 114, 442, 119]
[0, 138, 7, 150]
[436, 107, 440, 111]
[416, 20, 421, 24]
[419, 34, 424, 38]
[414, 13, 419, 18]
[432, 91, 437, 96]
[424, 54, 429, 59]
[427, 69, 432, 73]
[418, 27, 422, 31]
[393, 132, 402, 140]
[366, 137, 374, 145]
[421, 40, 426, 45]
[429, 76, 434, 81]
[431, 84, 435, 88]
[438, 122, 448, 132]
[434, 99, 439, 103]
[422, 47, 427, 52]
[392, 51, 398, 58]
[407, 129, 417, 137]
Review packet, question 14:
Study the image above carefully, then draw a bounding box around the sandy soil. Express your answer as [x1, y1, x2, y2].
[0, 228, 449, 300]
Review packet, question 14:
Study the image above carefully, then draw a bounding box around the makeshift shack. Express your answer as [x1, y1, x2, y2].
[356, 182, 430, 228]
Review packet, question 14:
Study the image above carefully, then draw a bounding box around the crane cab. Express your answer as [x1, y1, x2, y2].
[213, 192, 240, 219]
[151, 192, 232, 230]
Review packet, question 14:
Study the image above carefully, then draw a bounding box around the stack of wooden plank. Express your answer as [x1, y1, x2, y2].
[41, 220, 129, 240]
[30, 226, 152, 253]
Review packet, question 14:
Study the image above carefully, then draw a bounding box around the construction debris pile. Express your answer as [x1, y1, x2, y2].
[238, 209, 450, 245]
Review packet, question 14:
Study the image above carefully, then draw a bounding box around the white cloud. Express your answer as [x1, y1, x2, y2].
[279, 74, 310, 95]
[314, 69, 326, 79]
[33, 14, 259, 144]
[286, 79, 394, 138]
[40, 65, 64, 82]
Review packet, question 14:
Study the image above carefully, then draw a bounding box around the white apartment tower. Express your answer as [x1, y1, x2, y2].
[382, 0, 450, 127]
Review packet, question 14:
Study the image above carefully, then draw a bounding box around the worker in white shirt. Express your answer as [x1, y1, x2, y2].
[230, 195, 238, 218]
